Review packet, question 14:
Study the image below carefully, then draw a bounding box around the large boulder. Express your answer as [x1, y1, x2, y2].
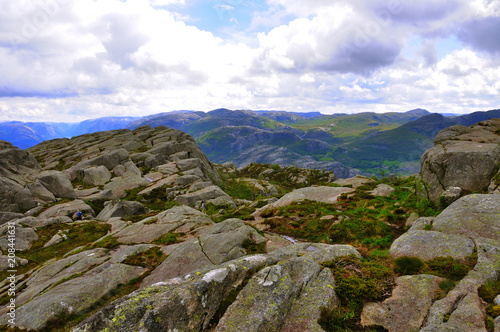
[420, 119, 500, 202]
[103, 176, 150, 198]
[267, 186, 355, 209]
[36, 170, 76, 199]
[72, 243, 360, 332]
[0, 225, 38, 251]
[389, 230, 475, 261]
[175, 185, 235, 207]
[29, 180, 56, 203]
[97, 200, 147, 220]
[80, 165, 112, 186]
[0, 176, 38, 212]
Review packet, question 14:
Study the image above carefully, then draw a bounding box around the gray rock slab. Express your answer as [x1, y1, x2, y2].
[389, 230, 475, 260]
[361, 274, 442, 332]
[432, 194, 500, 240]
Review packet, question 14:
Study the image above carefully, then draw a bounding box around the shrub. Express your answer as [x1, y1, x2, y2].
[320, 255, 394, 331]
[479, 280, 500, 303]
[394, 256, 424, 275]
[424, 255, 476, 281]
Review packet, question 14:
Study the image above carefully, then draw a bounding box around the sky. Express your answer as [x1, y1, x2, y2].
[0, 0, 499, 122]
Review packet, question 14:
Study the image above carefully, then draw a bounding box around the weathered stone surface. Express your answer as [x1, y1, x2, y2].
[175, 185, 235, 207]
[405, 212, 419, 227]
[440, 186, 463, 206]
[334, 175, 375, 188]
[29, 180, 56, 203]
[36, 170, 76, 199]
[241, 178, 278, 197]
[268, 186, 355, 209]
[43, 232, 67, 248]
[0, 212, 25, 225]
[433, 125, 470, 143]
[144, 154, 170, 169]
[12, 262, 145, 331]
[0, 140, 41, 184]
[72, 243, 359, 332]
[369, 184, 395, 197]
[37, 200, 95, 219]
[421, 237, 500, 331]
[184, 167, 205, 178]
[0, 226, 38, 251]
[96, 200, 146, 221]
[389, 230, 475, 260]
[432, 194, 500, 240]
[215, 258, 328, 331]
[420, 119, 500, 202]
[114, 206, 213, 244]
[156, 162, 178, 175]
[0, 176, 25, 212]
[13, 188, 37, 211]
[188, 181, 213, 192]
[141, 219, 267, 287]
[103, 176, 150, 198]
[361, 274, 442, 332]
[66, 148, 130, 181]
[174, 174, 201, 186]
[81, 165, 112, 186]
[408, 217, 435, 232]
[278, 267, 338, 332]
[0, 255, 28, 271]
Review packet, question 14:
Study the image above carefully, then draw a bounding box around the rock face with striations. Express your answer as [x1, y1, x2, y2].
[0, 141, 41, 213]
[72, 243, 359, 332]
[420, 119, 500, 203]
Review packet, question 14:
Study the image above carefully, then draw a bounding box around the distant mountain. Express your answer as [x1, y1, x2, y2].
[330, 109, 500, 174]
[0, 116, 139, 149]
[3, 107, 498, 177]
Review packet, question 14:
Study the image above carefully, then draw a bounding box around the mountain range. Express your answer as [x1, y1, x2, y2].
[2, 108, 500, 176]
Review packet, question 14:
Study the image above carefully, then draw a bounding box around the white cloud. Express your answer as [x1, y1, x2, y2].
[0, 0, 499, 123]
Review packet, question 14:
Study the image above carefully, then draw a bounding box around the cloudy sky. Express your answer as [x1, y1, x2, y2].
[0, 0, 499, 122]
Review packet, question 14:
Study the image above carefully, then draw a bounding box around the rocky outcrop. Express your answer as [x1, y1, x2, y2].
[0, 245, 153, 331]
[420, 119, 500, 202]
[361, 274, 443, 332]
[36, 171, 76, 199]
[0, 140, 41, 184]
[114, 206, 213, 244]
[431, 194, 500, 239]
[72, 243, 360, 332]
[175, 185, 236, 207]
[79, 165, 112, 186]
[383, 194, 500, 331]
[0, 142, 41, 212]
[141, 218, 266, 287]
[264, 186, 355, 209]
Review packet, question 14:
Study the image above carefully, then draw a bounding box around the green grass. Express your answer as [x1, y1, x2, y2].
[0, 222, 111, 282]
[319, 255, 394, 331]
[261, 176, 440, 247]
[152, 233, 179, 245]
